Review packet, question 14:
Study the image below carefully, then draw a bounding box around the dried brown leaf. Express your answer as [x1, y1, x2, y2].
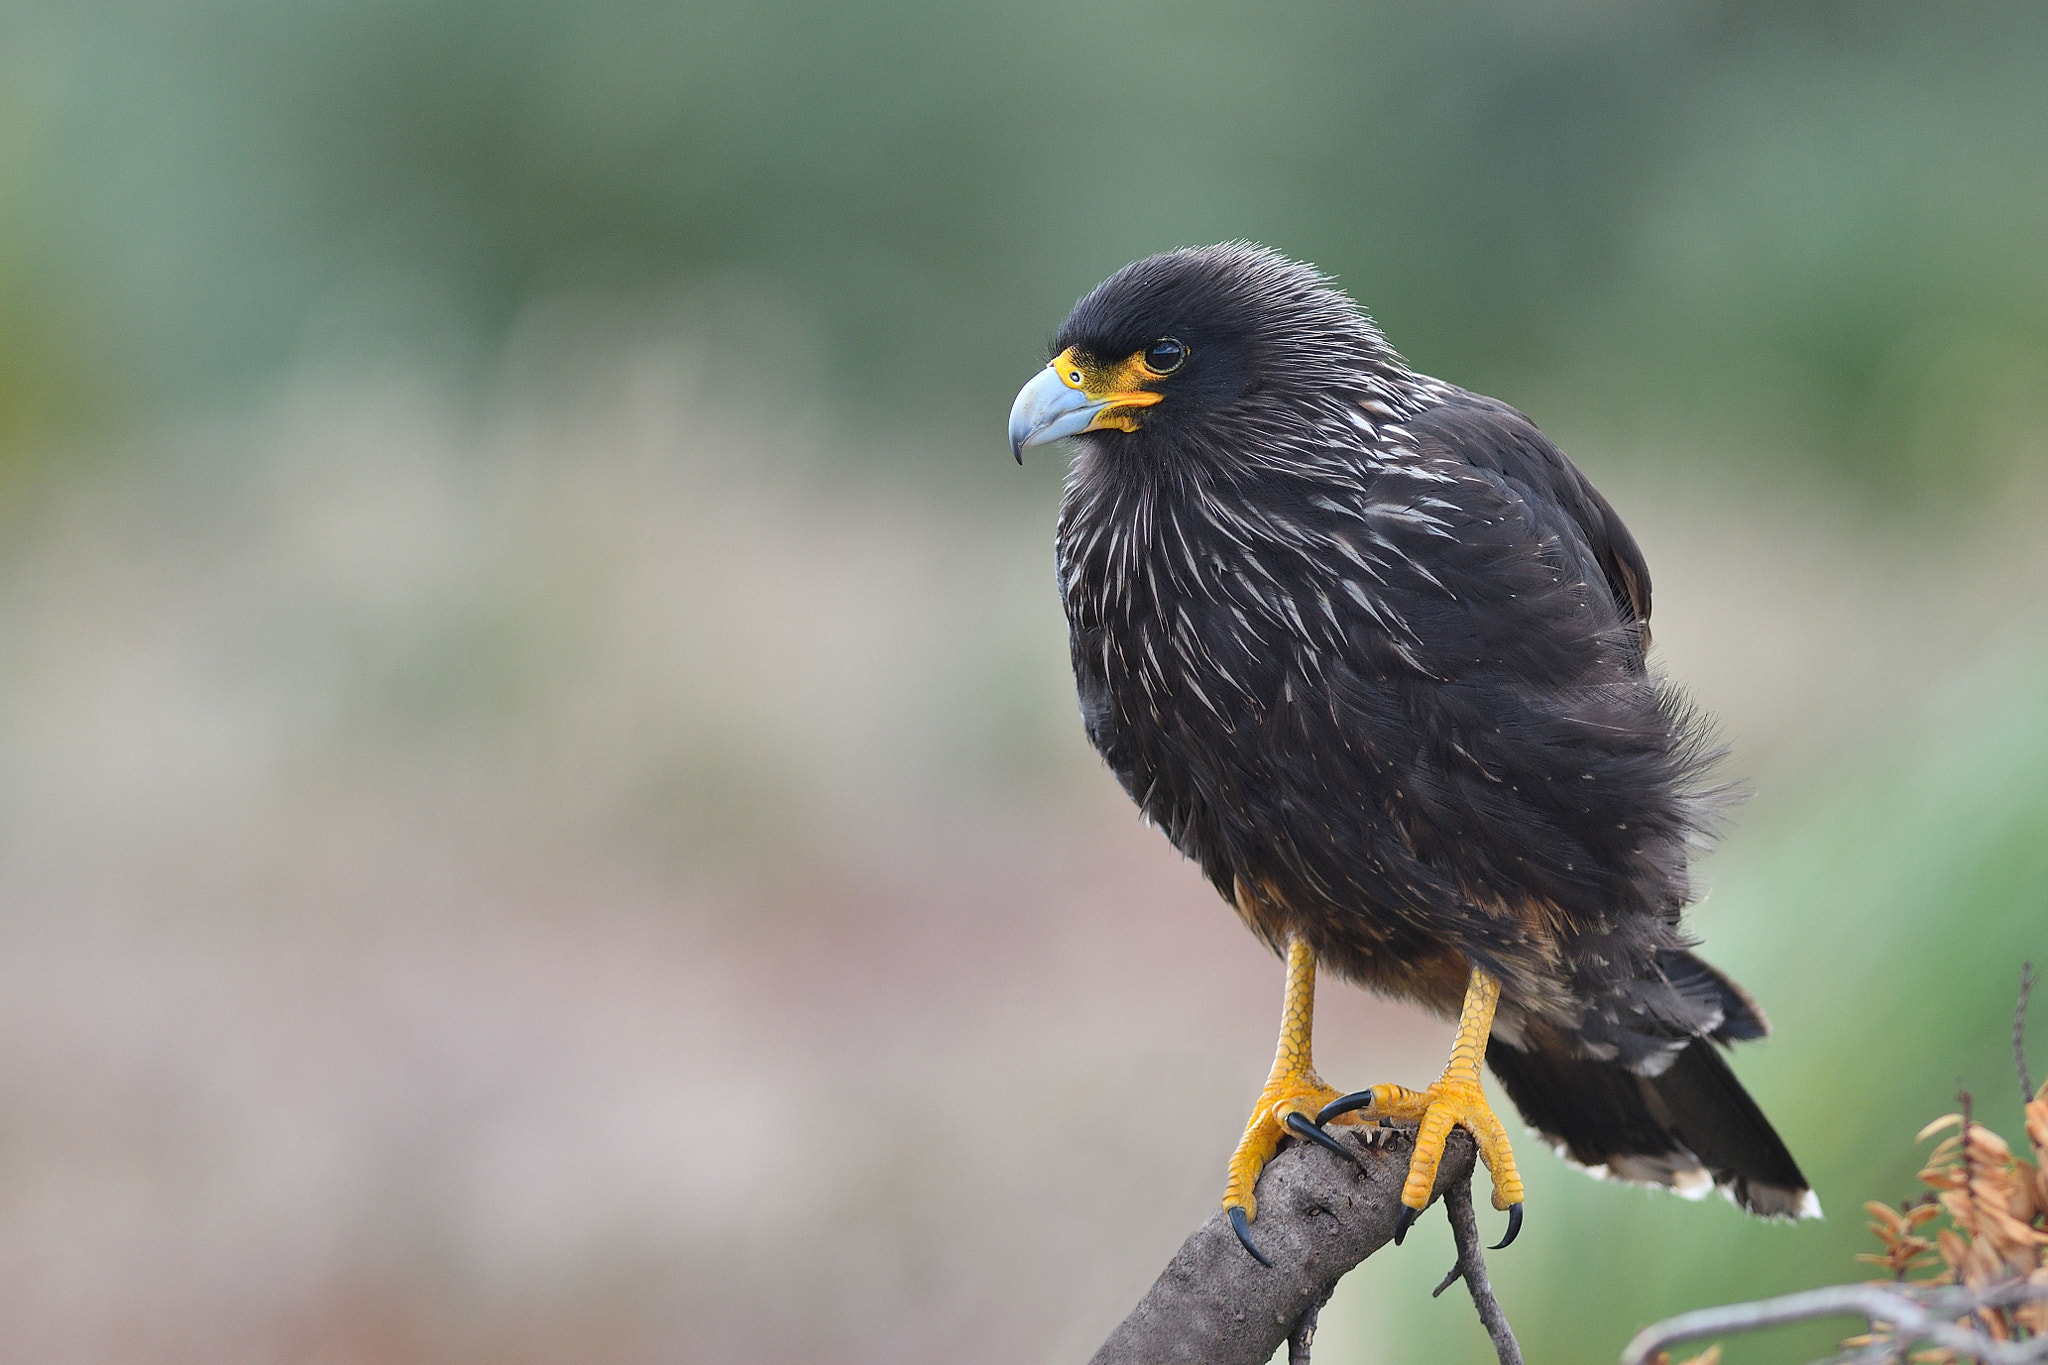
[1868, 1199, 1908, 1234]
[1965, 1125, 2015, 1162]
[1919, 1114, 1964, 1143]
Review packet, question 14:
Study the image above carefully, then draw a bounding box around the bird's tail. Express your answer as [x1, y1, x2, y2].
[1485, 977, 1816, 1219]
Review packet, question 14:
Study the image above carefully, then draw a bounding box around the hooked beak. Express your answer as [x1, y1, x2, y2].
[1008, 365, 1103, 463]
[1007, 346, 1164, 463]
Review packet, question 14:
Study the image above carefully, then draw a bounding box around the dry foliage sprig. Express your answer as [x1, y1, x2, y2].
[1875, 1080, 2048, 1350]
[1835, 963, 2048, 1362]
[1875, 1080, 2048, 1356]
[1624, 966, 2048, 1365]
[1858, 1196, 1944, 1281]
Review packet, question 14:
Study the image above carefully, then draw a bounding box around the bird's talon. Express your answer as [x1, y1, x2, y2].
[1228, 1205, 1273, 1267]
[1285, 1111, 1363, 1166]
[1394, 1203, 1421, 1245]
[1219, 941, 1357, 1251]
[1315, 1089, 1376, 1125]
[1491, 1202, 1523, 1250]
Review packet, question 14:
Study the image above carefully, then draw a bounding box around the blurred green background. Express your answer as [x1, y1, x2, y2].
[0, 1, 2043, 1362]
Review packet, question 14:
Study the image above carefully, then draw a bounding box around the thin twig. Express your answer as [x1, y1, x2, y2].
[1437, 1177, 1524, 1365]
[1287, 1290, 1329, 1365]
[1959, 1083, 1978, 1236]
[1619, 1280, 2048, 1365]
[2016, 961, 2035, 1104]
[1957, 1083, 1976, 1234]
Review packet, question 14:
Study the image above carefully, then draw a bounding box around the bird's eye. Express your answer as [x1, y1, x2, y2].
[1144, 338, 1187, 375]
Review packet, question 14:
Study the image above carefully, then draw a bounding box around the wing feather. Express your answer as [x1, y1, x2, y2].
[1404, 390, 1653, 644]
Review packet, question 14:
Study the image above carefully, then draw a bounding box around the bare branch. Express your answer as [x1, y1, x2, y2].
[1434, 1175, 1524, 1365]
[1619, 1279, 2048, 1365]
[1960, 1082, 1978, 1225]
[1286, 1292, 1327, 1365]
[1088, 1125, 1490, 1365]
[2017, 960, 2035, 1104]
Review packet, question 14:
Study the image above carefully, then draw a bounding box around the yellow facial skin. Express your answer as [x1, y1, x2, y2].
[1049, 345, 1168, 434]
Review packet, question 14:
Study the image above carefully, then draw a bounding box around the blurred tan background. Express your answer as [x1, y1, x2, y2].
[0, 3, 2045, 1361]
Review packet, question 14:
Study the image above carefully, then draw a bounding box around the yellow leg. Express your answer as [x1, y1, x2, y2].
[1221, 938, 1355, 1234]
[1354, 967, 1526, 1224]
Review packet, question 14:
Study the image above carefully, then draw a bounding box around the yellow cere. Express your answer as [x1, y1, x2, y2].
[1049, 345, 1166, 434]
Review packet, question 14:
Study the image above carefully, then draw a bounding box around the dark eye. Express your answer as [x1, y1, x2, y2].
[1144, 338, 1187, 374]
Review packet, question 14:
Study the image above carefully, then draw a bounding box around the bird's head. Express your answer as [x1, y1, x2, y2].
[1008, 242, 1409, 465]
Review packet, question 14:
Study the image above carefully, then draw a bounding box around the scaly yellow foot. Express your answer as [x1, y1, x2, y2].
[1317, 968, 1526, 1247]
[1221, 937, 1367, 1265]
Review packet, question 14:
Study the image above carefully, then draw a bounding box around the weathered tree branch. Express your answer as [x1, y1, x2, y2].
[1435, 1175, 1525, 1365]
[1619, 1279, 2048, 1365]
[1090, 1124, 1513, 1365]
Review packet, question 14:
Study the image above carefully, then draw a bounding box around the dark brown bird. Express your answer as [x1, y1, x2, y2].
[1008, 243, 1813, 1263]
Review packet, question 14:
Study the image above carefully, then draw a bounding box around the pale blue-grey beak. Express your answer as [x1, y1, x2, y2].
[1008, 364, 1107, 464]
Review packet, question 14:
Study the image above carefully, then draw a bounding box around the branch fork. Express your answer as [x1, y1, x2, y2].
[1088, 1122, 1521, 1365]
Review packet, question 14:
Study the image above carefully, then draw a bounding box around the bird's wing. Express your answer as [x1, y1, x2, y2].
[1403, 389, 1653, 641]
[1223, 407, 1710, 981]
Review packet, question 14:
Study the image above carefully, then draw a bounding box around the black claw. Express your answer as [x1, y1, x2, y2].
[1315, 1089, 1376, 1125]
[1394, 1204, 1421, 1245]
[1228, 1205, 1274, 1267]
[1285, 1111, 1364, 1166]
[1490, 1202, 1523, 1250]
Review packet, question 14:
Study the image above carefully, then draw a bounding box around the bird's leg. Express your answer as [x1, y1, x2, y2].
[1221, 936, 1363, 1264]
[1317, 967, 1526, 1248]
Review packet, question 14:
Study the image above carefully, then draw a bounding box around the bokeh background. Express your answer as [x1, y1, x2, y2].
[0, 2, 2044, 1361]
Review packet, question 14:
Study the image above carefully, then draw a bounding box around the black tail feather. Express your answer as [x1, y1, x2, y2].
[1661, 949, 1771, 1044]
[1487, 1031, 1814, 1218]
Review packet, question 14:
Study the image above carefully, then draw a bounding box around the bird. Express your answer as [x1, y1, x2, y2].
[1007, 242, 1814, 1264]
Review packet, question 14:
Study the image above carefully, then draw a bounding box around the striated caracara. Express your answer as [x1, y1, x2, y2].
[1007, 243, 1814, 1262]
